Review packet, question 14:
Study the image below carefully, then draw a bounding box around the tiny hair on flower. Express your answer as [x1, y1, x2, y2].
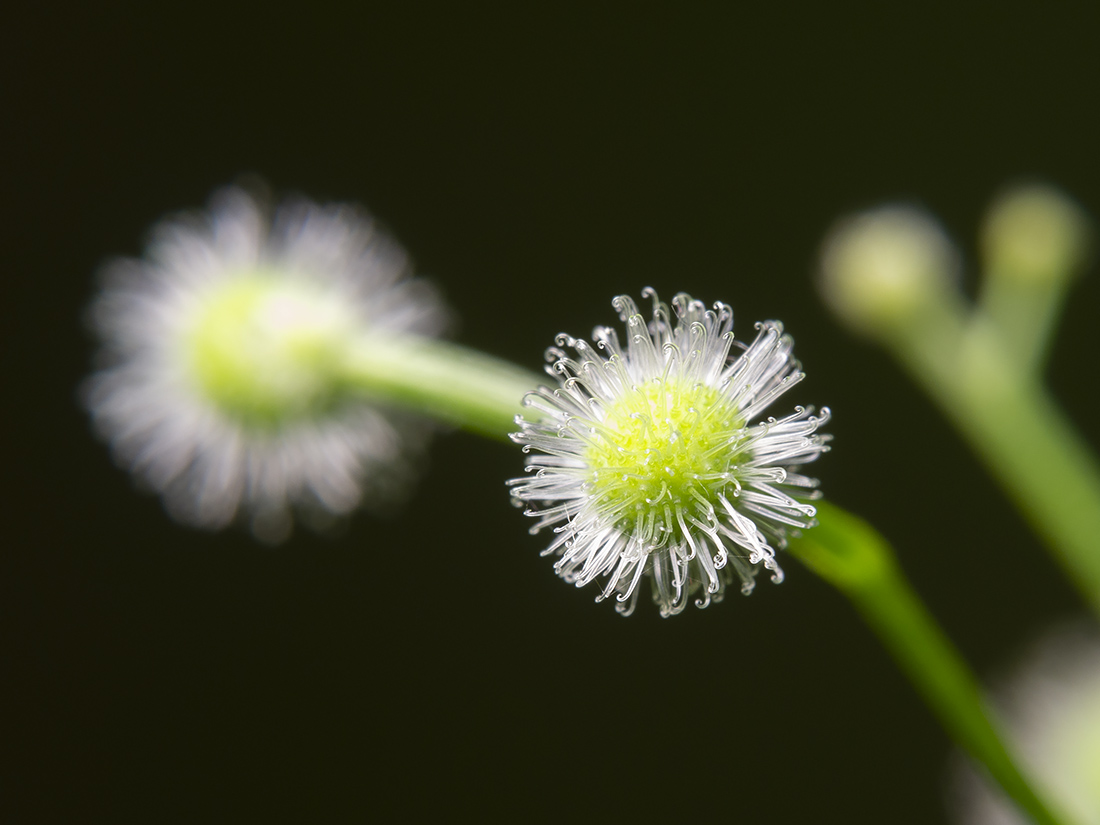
[84, 184, 449, 542]
[509, 289, 830, 617]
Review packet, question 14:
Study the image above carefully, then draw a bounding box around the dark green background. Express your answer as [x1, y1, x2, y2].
[4, 4, 1099, 822]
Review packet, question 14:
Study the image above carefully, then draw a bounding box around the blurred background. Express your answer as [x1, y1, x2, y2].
[4, 3, 1099, 822]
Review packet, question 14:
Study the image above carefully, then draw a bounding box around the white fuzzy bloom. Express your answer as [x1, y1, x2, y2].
[509, 290, 830, 617]
[85, 185, 448, 542]
[952, 624, 1100, 825]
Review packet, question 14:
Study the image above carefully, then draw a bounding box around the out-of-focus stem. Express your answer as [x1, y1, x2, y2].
[788, 502, 1073, 825]
[884, 302, 1100, 617]
[975, 273, 1070, 376]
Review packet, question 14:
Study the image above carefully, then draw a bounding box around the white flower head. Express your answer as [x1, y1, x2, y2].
[509, 289, 831, 617]
[952, 624, 1100, 825]
[85, 184, 448, 542]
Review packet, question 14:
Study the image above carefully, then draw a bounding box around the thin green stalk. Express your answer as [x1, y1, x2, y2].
[787, 502, 1068, 825]
[976, 273, 1070, 376]
[335, 334, 1068, 823]
[341, 336, 540, 440]
[884, 304, 1100, 617]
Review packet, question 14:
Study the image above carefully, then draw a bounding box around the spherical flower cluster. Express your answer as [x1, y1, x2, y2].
[953, 624, 1100, 825]
[84, 185, 448, 542]
[509, 290, 830, 617]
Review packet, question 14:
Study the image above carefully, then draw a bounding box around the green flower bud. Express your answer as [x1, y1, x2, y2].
[818, 206, 960, 337]
[982, 184, 1091, 287]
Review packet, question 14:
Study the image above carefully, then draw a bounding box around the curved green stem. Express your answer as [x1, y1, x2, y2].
[788, 502, 1070, 825]
[976, 273, 1070, 377]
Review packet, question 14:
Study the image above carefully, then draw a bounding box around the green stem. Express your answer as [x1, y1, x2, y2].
[976, 273, 1070, 377]
[885, 303, 1100, 617]
[341, 336, 541, 441]
[335, 333, 1066, 822]
[787, 501, 1069, 825]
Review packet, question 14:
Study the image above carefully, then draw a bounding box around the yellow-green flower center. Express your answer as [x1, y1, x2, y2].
[185, 274, 357, 426]
[585, 377, 744, 540]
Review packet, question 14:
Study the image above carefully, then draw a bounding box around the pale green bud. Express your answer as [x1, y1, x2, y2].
[982, 184, 1091, 286]
[818, 207, 960, 337]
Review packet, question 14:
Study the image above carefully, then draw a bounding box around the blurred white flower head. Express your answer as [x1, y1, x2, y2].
[953, 624, 1100, 825]
[509, 290, 830, 617]
[84, 185, 448, 542]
